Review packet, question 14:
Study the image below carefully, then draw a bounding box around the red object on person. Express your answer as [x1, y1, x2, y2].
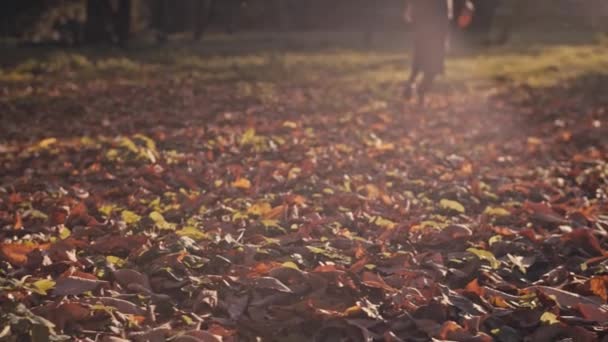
[458, 8, 473, 28]
[458, 13, 473, 28]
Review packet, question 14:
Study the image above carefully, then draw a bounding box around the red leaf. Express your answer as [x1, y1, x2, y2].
[562, 228, 606, 256]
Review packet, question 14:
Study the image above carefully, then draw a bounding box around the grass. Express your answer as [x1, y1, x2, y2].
[1, 29, 608, 111]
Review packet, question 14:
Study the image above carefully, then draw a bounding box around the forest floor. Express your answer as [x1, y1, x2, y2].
[1, 30, 608, 341]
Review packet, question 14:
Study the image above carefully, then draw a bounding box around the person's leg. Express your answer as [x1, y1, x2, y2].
[404, 67, 421, 99]
[404, 43, 422, 99]
[417, 72, 436, 105]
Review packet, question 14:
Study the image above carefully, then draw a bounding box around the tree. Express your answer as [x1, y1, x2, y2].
[85, 0, 114, 43]
[193, 0, 214, 40]
[486, 0, 526, 45]
[116, 0, 132, 45]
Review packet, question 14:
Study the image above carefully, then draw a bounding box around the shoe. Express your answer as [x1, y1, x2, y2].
[417, 88, 426, 107]
[403, 83, 415, 100]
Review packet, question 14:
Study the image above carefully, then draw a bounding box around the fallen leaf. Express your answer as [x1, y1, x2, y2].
[467, 248, 500, 269]
[361, 271, 397, 292]
[540, 312, 560, 325]
[232, 178, 251, 189]
[440, 199, 465, 213]
[53, 276, 109, 296]
[251, 276, 293, 293]
[149, 211, 176, 230]
[0, 242, 49, 267]
[31, 279, 56, 295]
[113, 269, 151, 292]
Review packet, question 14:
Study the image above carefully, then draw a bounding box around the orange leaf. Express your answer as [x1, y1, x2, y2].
[589, 277, 608, 302]
[264, 205, 286, 220]
[465, 278, 483, 296]
[13, 212, 23, 230]
[490, 296, 512, 309]
[232, 178, 251, 189]
[349, 256, 369, 274]
[0, 243, 48, 267]
[287, 195, 307, 205]
[9, 193, 22, 205]
[439, 321, 464, 340]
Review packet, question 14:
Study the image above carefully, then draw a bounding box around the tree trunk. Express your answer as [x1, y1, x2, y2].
[193, 0, 214, 40]
[116, 0, 132, 46]
[276, 0, 289, 31]
[85, 0, 114, 43]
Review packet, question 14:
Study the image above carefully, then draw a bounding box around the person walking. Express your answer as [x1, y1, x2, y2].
[403, 0, 473, 105]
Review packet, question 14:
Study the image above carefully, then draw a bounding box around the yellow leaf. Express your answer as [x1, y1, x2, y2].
[288, 167, 301, 180]
[38, 138, 57, 149]
[106, 255, 126, 267]
[282, 261, 300, 270]
[232, 178, 251, 189]
[261, 219, 280, 228]
[344, 305, 362, 316]
[283, 121, 297, 128]
[440, 199, 465, 213]
[484, 207, 511, 217]
[540, 312, 559, 325]
[375, 142, 395, 152]
[176, 226, 208, 241]
[527, 137, 543, 146]
[467, 248, 500, 269]
[121, 210, 141, 225]
[99, 204, 117, 217]
[240, 128, 257, 146]
[149, 211, 176, 230]
[489, 235, 503, 246]
[373, 217, 396, 229]
[59, 227, 71, 240]
[106, 149, 119, 160]
[32, 279, 56, 295]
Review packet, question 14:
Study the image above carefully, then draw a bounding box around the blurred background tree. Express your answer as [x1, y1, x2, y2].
[1, 0, 606, 46]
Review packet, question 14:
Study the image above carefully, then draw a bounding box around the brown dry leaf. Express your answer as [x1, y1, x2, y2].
[53, 276, 109, 296]
[251, 276, 293, 293]
[528, 286, 603, 309]
[577, 303, 608, 322]
[113, 269, 152, 292]
[173, 330, 222, 342]
[361, 271, 397, 293]
[95, 297, 147, 315]
[90, 235, 148, 255]
[44, 301, 92, 331]
[524, 201, 569, 226]
[562, 229, 606, 256]
[101, 337, 131, 342]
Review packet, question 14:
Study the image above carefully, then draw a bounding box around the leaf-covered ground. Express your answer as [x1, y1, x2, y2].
[1, 32, 608, 341]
